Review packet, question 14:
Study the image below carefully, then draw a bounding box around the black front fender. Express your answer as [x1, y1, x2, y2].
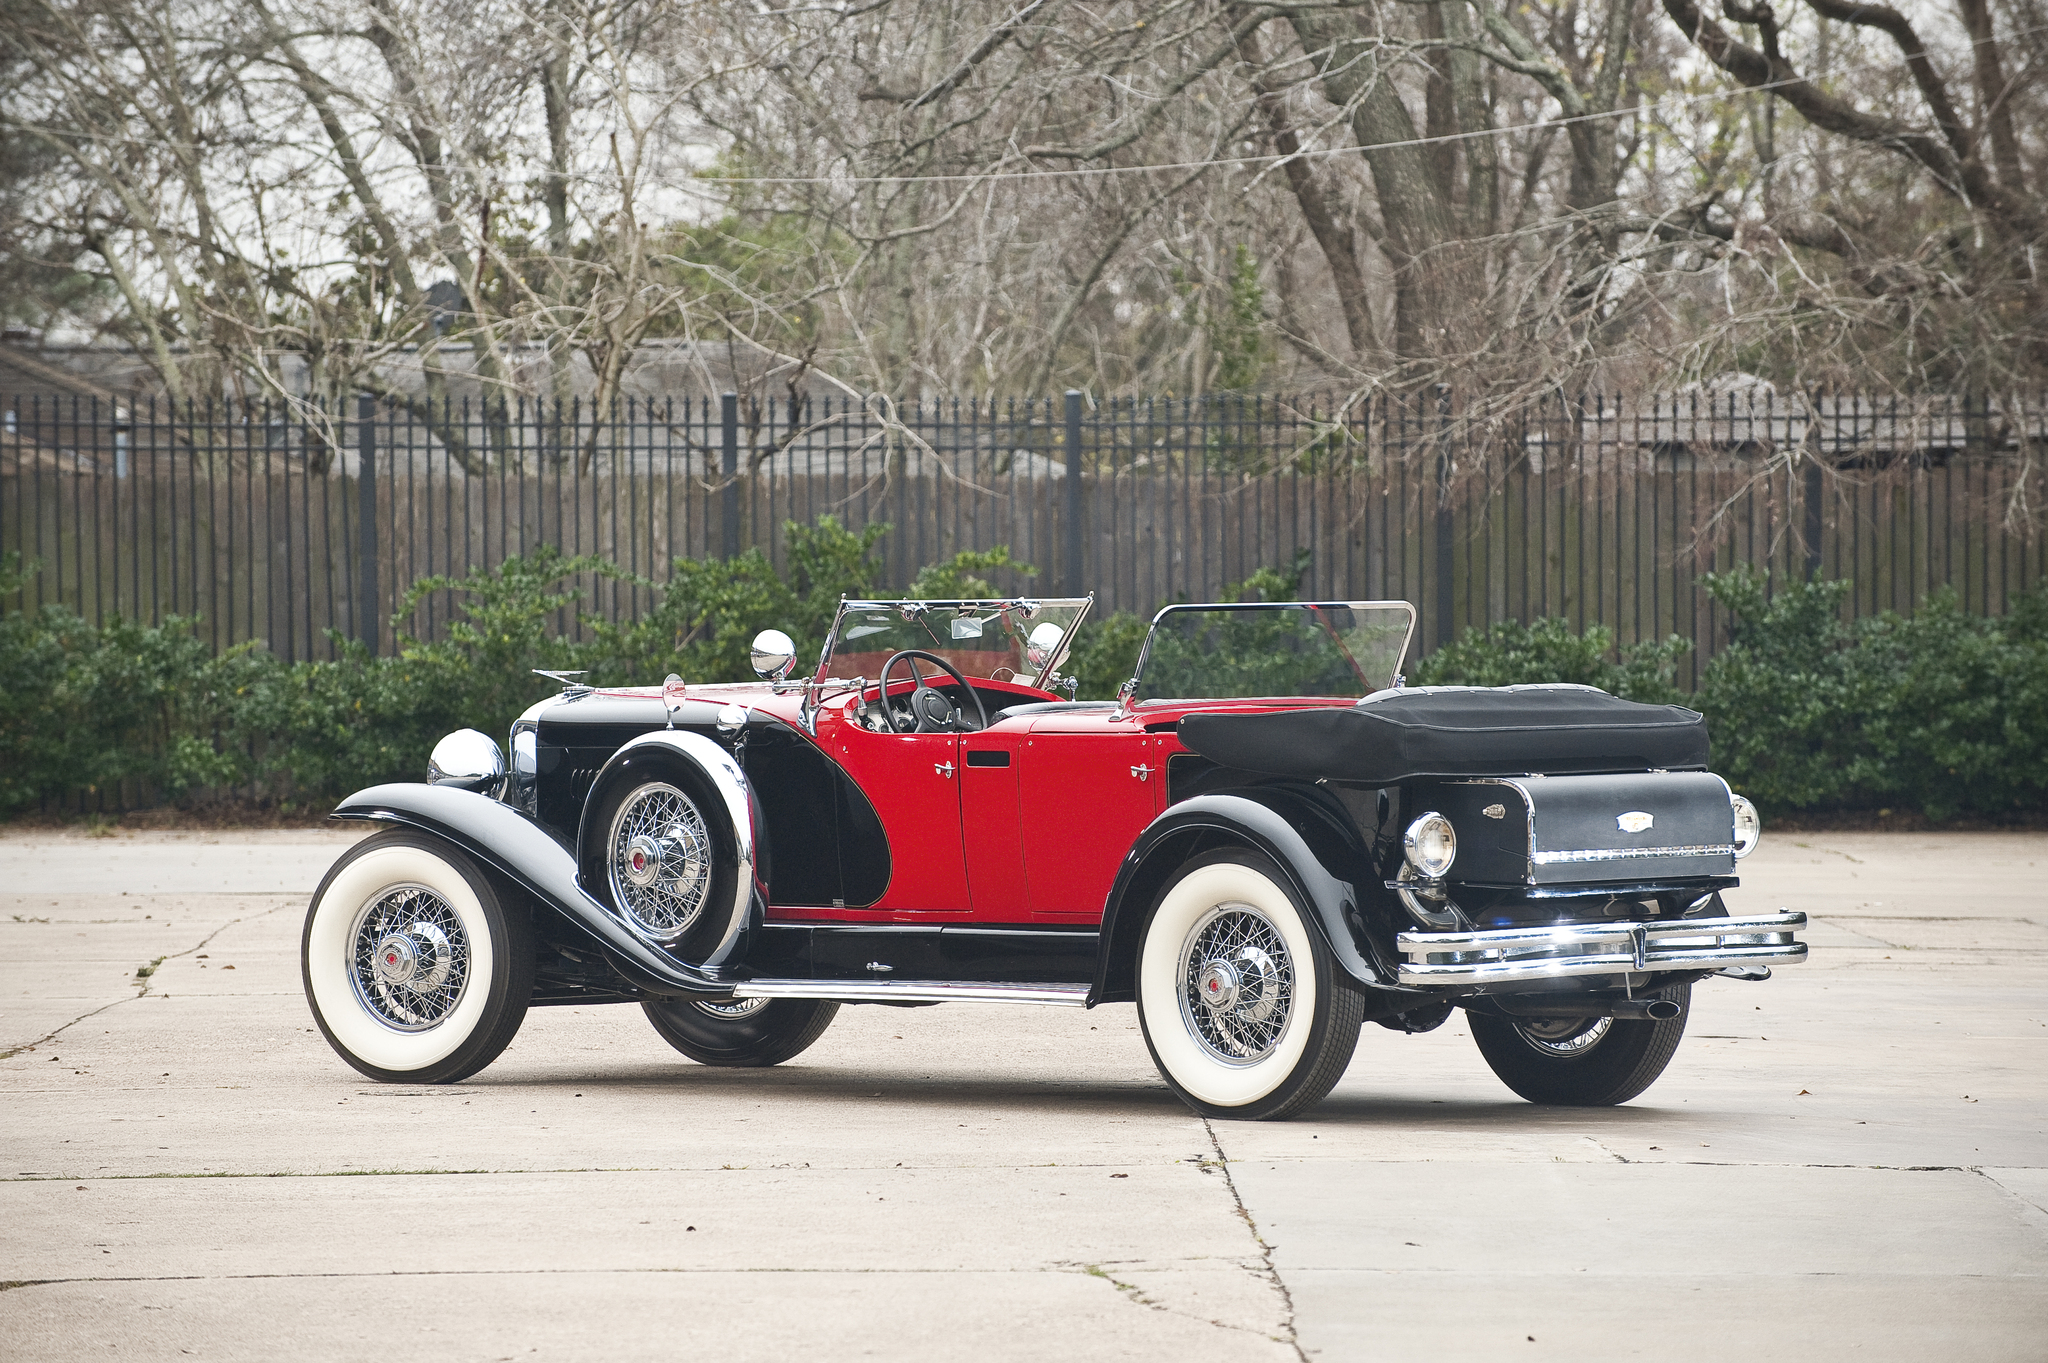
[331, 783, 731, 999]
[1091, 788, 1416, 1006]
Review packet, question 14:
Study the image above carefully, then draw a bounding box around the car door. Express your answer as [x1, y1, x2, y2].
[960, 722, 1030, 920]
[1017, 714, 1164, 921]
[824, 722, 969, 914]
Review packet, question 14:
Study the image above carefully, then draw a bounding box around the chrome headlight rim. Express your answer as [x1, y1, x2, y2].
[1402, 811, 1458, 879]
[1730, 794, 1762, 859]
[427, 729, 506, 791]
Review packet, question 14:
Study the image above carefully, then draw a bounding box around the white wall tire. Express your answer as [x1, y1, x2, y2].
[303, 830, 535, 1084]
[1137, 850, 1364, 1121]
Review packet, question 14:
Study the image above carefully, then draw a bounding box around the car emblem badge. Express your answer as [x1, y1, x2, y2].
[1481, 804, 1505, 819]
[1617, 811, 1654, 833]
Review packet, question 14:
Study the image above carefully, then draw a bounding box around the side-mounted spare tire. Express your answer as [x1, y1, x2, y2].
[579, 735, 761, 970]
[579, 734, 831, 1060]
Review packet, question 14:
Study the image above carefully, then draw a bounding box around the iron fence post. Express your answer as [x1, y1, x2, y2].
[1435, 385, 1455, 649]
[721, 392, 740, 559]
[1065, 390, 1083, 595]
[356, 393, 379, 654]
[1804, 455, 1824, 581]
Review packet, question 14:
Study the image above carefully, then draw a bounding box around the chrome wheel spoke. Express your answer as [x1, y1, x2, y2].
[348, 885, 470, 1031]
[1517, 1016, 1612, 1056]
[608, 783, 712, 944]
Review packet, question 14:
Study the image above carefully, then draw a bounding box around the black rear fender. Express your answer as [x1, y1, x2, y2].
[1091, 787, 1411, 1006]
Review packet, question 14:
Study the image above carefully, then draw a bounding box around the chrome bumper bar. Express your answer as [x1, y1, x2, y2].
[1395, 911, 1807, 986]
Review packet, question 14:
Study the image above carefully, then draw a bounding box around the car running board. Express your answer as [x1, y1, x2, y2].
[731, 979, 1091, 1007]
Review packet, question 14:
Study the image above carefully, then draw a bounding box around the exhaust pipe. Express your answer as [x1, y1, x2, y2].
[1493, 996, 1682, 1022]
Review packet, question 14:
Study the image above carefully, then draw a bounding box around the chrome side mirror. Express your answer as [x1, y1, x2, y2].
[662, 673, 687, 728]
[1025, 621, 1065, 671]
[427, 729, 505, 792]
[1112, 677, 1138, 720]
[750, 629, 797, 681]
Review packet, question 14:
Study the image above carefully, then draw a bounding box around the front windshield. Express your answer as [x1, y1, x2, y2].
[820, 599, 1092, 687]
[1133, 602, 1416, 700]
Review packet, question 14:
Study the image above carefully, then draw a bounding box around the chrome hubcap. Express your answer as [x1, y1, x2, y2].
[349, 885, 469, 1032]
[1179, 905, 1294, 1065]
[622, 834, 665, 889]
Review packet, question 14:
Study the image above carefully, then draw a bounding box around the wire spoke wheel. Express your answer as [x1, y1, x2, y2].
[1470, 983, 1692, 1106]
[608, 781, 712, 944]
[348, 884, 470, 1031]
[1137, 850, 1363, 1120]
[1514, 1015, 1612, 1056]
[303, 831, 535, 1085]
[1178, 904, 1295, 1064]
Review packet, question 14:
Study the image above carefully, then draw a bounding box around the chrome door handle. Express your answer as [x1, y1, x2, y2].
[935, 761, 956, 778]
[1131, 764, 1155, 781]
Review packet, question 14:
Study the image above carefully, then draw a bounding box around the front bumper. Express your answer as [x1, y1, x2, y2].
[1395, 911, 1807, 986]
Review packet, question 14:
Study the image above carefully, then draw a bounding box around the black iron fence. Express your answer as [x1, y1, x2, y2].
[4, 388, 2043, 688]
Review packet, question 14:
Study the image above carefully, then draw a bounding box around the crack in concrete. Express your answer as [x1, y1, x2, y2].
[1971, 1167, 2048, 1220]
[1203, 1119, 1309, 1363]
[0, 903, 291, 1059]
[1581, 1137, 1630, 1164]
[1074, 1260, 1295, 1344]
[2, 1264, 1281, 1292]
[6, 1158, 2015, 1185]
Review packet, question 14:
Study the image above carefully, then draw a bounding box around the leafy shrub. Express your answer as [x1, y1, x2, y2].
[0, 521, 1056, 812]
[1832, 585, 2048, 819]
[0, 569, 262, 813]
[6, 537, 2043, 821]
[1407, 565, 2048, 817]
[1691, 569, 1879, 810]
[1411, 617, 1690, 705]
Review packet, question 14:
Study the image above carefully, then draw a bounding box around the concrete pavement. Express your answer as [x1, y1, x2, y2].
[1, 826, 2043, 1360]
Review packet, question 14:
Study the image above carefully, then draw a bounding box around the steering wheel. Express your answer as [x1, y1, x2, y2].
[875, 650, 990, 734]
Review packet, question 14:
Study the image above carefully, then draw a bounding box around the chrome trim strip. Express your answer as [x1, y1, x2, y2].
[1532, 843, 1736, 865]
[1395, 911, 1807, 985]
[731, 979, 1091, 1007]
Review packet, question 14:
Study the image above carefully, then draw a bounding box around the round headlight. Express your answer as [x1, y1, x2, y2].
[1730, 793, 1761, 859]
[1403, 811, 1458, 879]
[427, 729, 505, 791]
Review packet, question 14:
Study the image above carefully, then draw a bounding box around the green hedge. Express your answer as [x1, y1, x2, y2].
[1412, 568, 2048, 819]
[0, 518, 1031, 815]
[4, 537, 2043, 821]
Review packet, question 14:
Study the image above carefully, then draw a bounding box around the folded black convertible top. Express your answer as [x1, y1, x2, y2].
[1175, 687, 1709, 785]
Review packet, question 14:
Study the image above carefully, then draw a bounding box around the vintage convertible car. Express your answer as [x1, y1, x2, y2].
[304, 596, 1807, 1119]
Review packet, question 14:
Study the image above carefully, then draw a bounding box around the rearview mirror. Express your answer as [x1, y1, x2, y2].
[950, 616, 985, 640]
[750, 629, 797, 681]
